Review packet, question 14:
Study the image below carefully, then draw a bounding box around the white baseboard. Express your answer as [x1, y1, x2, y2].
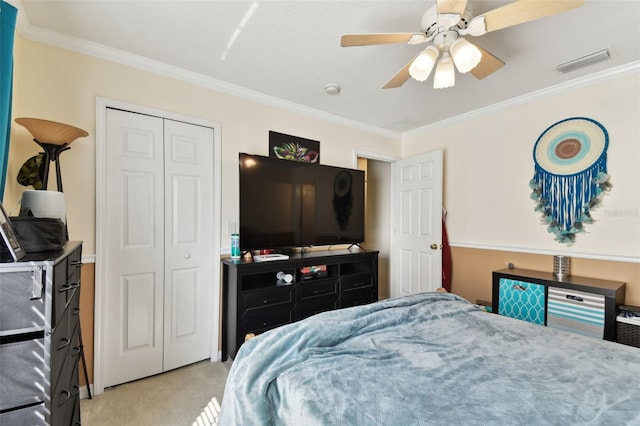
[79, 384, 95, 400]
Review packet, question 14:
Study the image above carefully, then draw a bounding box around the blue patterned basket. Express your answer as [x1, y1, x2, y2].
[498, 278, 545, 325]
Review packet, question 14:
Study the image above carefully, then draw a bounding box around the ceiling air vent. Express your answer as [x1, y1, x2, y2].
[555, 48, 612, 73]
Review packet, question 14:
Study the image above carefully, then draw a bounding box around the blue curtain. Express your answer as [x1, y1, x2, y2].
[1, 1, 17, 199]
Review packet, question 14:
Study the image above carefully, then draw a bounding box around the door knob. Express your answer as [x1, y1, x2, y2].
[184, 252, 191, 259]
[430, 244, 438, 250]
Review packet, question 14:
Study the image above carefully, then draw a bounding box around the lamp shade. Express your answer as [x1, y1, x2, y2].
[434, 52, 455, 89]
[15, 117, 88, 145]
[450, 37, 482, 73]
[409, 45, 439, 82]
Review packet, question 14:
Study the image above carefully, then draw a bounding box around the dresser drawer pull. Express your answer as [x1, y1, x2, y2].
[72, 307, 80, 316]
[71, 260, 83, 268]
[566, 295, 584, 302]
[58, 389, 71, 406]
[313, 289, 328, 295]
[70, 385, 80, 398]
[59, 282, 80, 293]
[262, 298, 279, 305]
[58, 337, 71, 351]
[513, 284, 527, 291]
[71, 346, 82, 358]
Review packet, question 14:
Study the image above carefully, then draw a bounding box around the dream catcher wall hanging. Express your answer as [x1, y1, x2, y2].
[529, 117, 611, 244]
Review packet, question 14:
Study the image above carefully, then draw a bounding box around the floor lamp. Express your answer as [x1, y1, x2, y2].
[14, 117, 92, 398]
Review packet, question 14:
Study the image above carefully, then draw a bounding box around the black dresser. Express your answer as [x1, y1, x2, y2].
[222, 249, 378, 360]
[0, 242, 83, 425]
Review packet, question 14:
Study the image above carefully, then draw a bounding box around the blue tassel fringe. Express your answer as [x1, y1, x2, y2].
[530, 155, 610, 244]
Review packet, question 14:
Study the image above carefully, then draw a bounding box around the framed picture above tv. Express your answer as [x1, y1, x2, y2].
[269, 131, 319, 163]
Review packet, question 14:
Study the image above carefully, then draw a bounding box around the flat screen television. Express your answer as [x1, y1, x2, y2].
[239, 153, 365, 251]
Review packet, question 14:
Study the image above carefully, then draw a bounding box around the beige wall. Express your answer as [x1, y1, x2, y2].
[451, 247, 640, 307]
[5, 37, 401, 253]
[364, 159, 391, 299]
[401, 71, 640, 305]
[402, 73, 639, 260]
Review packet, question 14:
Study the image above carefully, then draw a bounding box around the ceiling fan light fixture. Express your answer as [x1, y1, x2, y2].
[409, 45, 439, 82]
[450, 38, 482, 73]
[433, 51, 455, 89]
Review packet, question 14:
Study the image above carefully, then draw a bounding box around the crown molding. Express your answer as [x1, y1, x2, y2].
[12, 13, 400, 139]
[403, 60, 640, 137]
[10, 0, 638, 141]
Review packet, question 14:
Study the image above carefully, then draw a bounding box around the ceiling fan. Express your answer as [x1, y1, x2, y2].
[341, 0, 585, 89]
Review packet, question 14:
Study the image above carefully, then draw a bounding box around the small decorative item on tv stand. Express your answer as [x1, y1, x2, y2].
[299, 265, 328, 281]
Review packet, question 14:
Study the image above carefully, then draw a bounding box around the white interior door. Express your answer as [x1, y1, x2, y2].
[163, 119, 214, 370]
[103, 109, 164, 387]
[102, 109, 214, 388]
[390, 149, 443, 298]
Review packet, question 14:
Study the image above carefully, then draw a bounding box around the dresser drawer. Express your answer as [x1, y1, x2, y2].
[498, 278, 545, 325]
[547, 286, 605, 339]
[341, 286, 376, 308]
[297, 294, 338, 320]
[0, 267, 45, 333]
[52, 360, 79, 426]
[67, 246, 82, 281]
[243, 286, 294, 309]
[341, 273, 374, 291]
[53, 262, 80, 329]
[0, 402, 46, 425]
[242, 304, 294, 333]
[298, 278, 338, 300]
[0, 336, 45, 411]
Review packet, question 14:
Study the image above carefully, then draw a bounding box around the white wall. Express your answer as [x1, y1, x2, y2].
[401, 71, 640, 262]
[5, 38, 401, 254]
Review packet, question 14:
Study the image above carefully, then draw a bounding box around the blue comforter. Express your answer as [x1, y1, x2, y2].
[219, 292, 640, 425]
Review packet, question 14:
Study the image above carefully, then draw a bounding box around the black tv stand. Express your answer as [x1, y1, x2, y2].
[221, 248, 379, 360]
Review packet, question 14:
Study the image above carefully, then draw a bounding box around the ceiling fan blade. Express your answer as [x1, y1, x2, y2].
[482, 0, 584, 33]
[341, 33, 416, 47]
[436, 0, 468, 16]
[383, 53, 420, 89]
[470, 46, 505, 80]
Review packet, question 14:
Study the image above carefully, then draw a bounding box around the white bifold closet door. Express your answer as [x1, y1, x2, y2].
[103, 108, 214, 388]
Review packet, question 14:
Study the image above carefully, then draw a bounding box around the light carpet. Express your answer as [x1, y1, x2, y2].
[81, 359, 231, 425]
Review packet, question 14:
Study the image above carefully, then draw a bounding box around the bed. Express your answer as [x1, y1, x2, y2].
[218, 292, 640, 425]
